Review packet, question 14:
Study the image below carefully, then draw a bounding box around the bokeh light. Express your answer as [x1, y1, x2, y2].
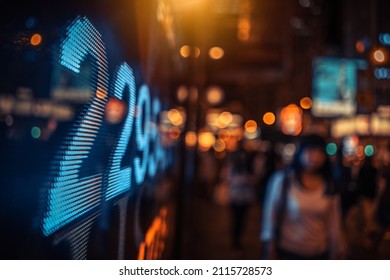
[168, 126, 181, 140]
[217, 111, 233, 128]
[300, 97, 312, 110]
[206, 86, 224, 105]
[185, 131, 197, 147]
[193, 47, 201, 58]
[364, 145, 375, 157]
[244, 120, 257, 133]
[198, 131, 215, 150]
[105, 97, 126, 124]
[279, 104, 303, 136]
[30, 33, 42, 46]
[177, 85, 189, 103]
[167, 109, 184, 126]
[373, 49, 385, 63]
[213, 139, 226, 153]
[209, 47, 224, 60]
[180, 45, 191, 58]
[263, 112, 275, 125]
[31, 126, 41, 139]
[326, 142, 338, 156]
[355, 40, 365, 53]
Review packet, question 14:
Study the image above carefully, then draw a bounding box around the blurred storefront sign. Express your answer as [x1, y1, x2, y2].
[331, 113, 390, 137]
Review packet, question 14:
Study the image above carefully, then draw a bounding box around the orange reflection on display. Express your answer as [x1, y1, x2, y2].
[137, 207, 168, 260]
[105, 97, 126, 124]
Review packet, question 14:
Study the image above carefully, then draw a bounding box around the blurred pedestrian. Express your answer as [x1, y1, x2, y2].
[226, 142, 256, 255]
[332, 145, 357, 220]
[371, 144, 390, 253]
[252, 147, 277, 206]
[356, 155, 379, 248]
[260, 134, 346, 260]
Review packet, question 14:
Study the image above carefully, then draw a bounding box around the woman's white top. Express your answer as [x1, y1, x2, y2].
[260, 170, 344, 257]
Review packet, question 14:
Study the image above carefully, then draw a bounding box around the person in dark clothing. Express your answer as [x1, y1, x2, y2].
[356, 156, 378, 244]
[253, 147, 277, 206]
[332, 146, 356, 220]
[226, 144, 256, 254]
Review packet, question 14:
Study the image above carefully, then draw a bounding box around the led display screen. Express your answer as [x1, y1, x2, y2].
[311, 57, 368, 117]
[0, 2, 176, 260]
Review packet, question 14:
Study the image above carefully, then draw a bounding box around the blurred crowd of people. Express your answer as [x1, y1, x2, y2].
[199, 133, 390, 260]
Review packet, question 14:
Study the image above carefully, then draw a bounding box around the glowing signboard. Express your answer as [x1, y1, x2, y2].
[40, 16, 171, 258]
[311, 57, 368, 117]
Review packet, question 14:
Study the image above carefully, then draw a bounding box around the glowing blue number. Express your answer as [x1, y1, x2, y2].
[43, 17, 109, 236]
[147, 98, 163, 177]
[134, 85, 151, 184]
[105, 63, 136, 200]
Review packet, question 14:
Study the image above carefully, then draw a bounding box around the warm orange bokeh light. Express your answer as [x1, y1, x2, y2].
[193, 47, 201, 58]
[185, 131, 197, 147]
[30, 33, 42, 46]
[206, 86, 224, 105]
[218, 129, 231, 142]
[217, 111, 233, 128]
[244, 120, 257, 133]
[213, 139, 226, 153]
[168, 126, 181, 140]
[356, 145, 365, 158]
[280, 104, 303, 136]
[263, 112, 276, 125]
[209, 47, 224, 60]
[373, 49, 385, 63]
[96, 87, 107, 99]
[167, 109, 184, 126]
[300, 97, 313, 110]
[198, 131, 215, 150]
[105, 97, 126, 124]
[180, 45, 191, 58]
[355, 41, 365, 53]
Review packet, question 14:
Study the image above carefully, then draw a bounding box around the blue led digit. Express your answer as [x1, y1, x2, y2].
[134, 85, 151, 184]
[147, 98, 163, 177]
[105, 63, 136, 200]
[43, 16, 109, 236]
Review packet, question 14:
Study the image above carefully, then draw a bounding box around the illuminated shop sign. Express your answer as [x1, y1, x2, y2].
[40, 16, 171, 258]
[311, 57, 368, 117]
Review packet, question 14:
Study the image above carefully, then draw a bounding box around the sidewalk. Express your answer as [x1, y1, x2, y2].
[181, 192, 262, 259]
[180, 189, 390, 260]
